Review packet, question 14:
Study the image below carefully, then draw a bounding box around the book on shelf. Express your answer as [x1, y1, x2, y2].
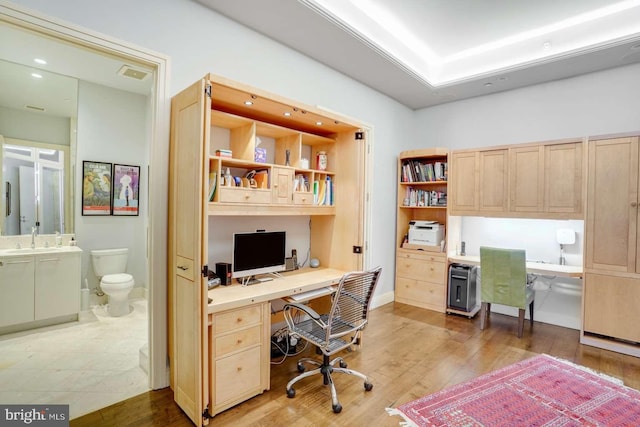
[401, 160, 448, 183]
[403, 187, 447, 207]
[208, 170, 217, 201]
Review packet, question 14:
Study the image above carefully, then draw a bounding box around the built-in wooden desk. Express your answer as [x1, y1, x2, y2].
[205, 267, 346, 417]
[448, 255, 583, 278]
[207, 267, 346, 313]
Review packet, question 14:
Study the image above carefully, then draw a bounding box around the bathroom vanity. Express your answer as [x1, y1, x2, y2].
[0, 246, 82, 330]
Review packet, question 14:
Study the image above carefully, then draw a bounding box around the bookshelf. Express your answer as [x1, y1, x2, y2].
[395, 148, 449, 312]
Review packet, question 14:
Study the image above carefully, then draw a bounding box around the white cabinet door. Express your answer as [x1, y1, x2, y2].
[0, 256, 35, 327]
[34, 253, 80, 320]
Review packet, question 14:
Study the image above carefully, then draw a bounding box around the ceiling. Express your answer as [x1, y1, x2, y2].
[197, 0, 640, 109]
[0, 22, 153, 119]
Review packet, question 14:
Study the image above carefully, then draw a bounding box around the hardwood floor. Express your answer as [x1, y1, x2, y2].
[71, 302, 640, 427]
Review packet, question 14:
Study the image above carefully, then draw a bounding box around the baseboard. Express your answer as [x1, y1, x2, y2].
[372, 290, 394, 309]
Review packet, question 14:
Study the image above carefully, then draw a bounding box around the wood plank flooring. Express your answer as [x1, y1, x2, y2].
[71, 302, 640, 427]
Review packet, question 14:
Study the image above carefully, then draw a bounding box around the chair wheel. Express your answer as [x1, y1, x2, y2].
[364, 382, 373, 391]
[339, 360, 347, 368]
[332, 403, 342, 413]
[297, 363, 305, 373]
[287, 388, 296, 398]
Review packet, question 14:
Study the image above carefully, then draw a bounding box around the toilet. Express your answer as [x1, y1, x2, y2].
[90, 248, 135, 317]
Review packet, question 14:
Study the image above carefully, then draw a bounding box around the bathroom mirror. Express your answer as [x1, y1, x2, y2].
[0, 58, 77, 236]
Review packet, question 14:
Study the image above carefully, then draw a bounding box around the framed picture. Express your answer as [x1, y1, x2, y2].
[82, 161, 112, 215]
[112, 164, 140, 216]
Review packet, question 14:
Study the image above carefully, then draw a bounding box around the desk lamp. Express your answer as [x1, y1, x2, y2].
[556, 229, 575, 265]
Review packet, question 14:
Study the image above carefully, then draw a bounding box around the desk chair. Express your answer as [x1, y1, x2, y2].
[479, 247, 534, 338]
[283, 266, 382, 413]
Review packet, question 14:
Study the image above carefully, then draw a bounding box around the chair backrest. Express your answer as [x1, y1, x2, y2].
[326, 266, 382, 340]
[480, 246, 527, 308]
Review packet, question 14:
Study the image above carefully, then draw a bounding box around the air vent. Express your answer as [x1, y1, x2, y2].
[117, 65, 150, 81]
[25, 105, 45, 112]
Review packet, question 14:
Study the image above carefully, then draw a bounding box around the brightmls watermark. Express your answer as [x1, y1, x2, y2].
[1, 405, 68, 426]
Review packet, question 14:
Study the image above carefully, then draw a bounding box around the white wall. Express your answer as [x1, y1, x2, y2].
[10, 0, 416, 298]
[0, 106, 70, 144]
[76, 81, 149, 298]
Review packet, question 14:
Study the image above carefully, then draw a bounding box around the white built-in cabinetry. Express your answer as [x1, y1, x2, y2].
[0, 250, 80, 329]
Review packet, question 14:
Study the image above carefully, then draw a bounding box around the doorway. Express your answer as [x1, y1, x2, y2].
[0, 1, 170, 416]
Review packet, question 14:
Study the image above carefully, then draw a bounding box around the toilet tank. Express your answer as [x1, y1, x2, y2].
[91, 248, 129, 276]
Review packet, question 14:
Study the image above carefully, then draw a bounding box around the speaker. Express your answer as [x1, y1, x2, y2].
[216, 262, 232, 286]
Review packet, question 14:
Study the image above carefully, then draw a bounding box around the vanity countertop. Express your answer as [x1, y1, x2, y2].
[0, 246, 83, 257]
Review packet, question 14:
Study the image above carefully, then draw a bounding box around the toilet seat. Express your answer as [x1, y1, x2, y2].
[102, 273, 133, 285]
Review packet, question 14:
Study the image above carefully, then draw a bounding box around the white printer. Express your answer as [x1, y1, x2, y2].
[408, 220, 444, 246]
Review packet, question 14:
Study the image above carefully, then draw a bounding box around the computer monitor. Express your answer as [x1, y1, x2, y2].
[231, 231, 286, 279]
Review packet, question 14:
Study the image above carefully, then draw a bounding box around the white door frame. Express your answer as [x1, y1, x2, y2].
[0, 3, 171, 389]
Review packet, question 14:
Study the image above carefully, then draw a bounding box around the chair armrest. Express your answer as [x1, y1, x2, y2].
[283, 302, 321, 320]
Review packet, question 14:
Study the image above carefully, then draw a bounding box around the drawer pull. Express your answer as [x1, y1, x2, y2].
[237, 317, 243, 323]
[177, 265, 188, 271]
[237, 339, 242, 344]
[237, 367, 242, 372]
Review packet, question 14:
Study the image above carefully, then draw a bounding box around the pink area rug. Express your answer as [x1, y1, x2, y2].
[387, 353, 640, 427]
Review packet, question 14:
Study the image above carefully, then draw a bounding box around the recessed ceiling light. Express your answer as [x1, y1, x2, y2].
[31, 73, 43, 79]
[283, 112, 291, 117]
[543, 41, 552, 50]
[244, 101, 253, 106]
[483, 82, 493, 87]
[34, 58, 47, 65]
[316, 121, 323, 126]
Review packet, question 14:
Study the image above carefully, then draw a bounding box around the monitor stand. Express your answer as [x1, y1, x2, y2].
[239, 274, 275, 286]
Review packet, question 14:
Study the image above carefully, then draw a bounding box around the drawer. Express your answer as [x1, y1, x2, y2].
[215, 325, 262, 357]
[218, 187, 271, 204]
[293, 192, 313, 205]
[396, 256, 445, 283]
[395, 277, 444, 307]
[214, 304, 263, 335]
[398, 251, 445, 263]
[215, 346, 263, 405]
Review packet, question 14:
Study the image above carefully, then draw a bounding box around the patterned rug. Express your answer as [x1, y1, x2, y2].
[387, 354, 640, 427]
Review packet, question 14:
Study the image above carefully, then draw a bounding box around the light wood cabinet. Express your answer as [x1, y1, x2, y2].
[544, 142, 583, 214]
[479, 149, 508, 213]
[583, 135, 640, 356]
[169, 74, 367, 424]
[210, 302, 270, 415]
[450, 140, 584, 219]
[510, 145, 543, 213]
[585, 136, 639, 273]
[583, 273, 640, 343]
[450, 151, 478, 212]
[395, 148, 448, 312]
[395, 250, 446, 312]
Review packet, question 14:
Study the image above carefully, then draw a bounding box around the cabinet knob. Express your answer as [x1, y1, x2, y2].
[236, 317, 242, 323]
[632, 202, 638, 207]
[244, 195, 250, 199]
[237, 339, 242, 345]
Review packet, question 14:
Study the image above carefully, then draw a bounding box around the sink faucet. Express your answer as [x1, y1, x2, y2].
[31, 226, 37, 249]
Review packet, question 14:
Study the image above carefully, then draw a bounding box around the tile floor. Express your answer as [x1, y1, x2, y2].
[0, 298, 149, 419]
